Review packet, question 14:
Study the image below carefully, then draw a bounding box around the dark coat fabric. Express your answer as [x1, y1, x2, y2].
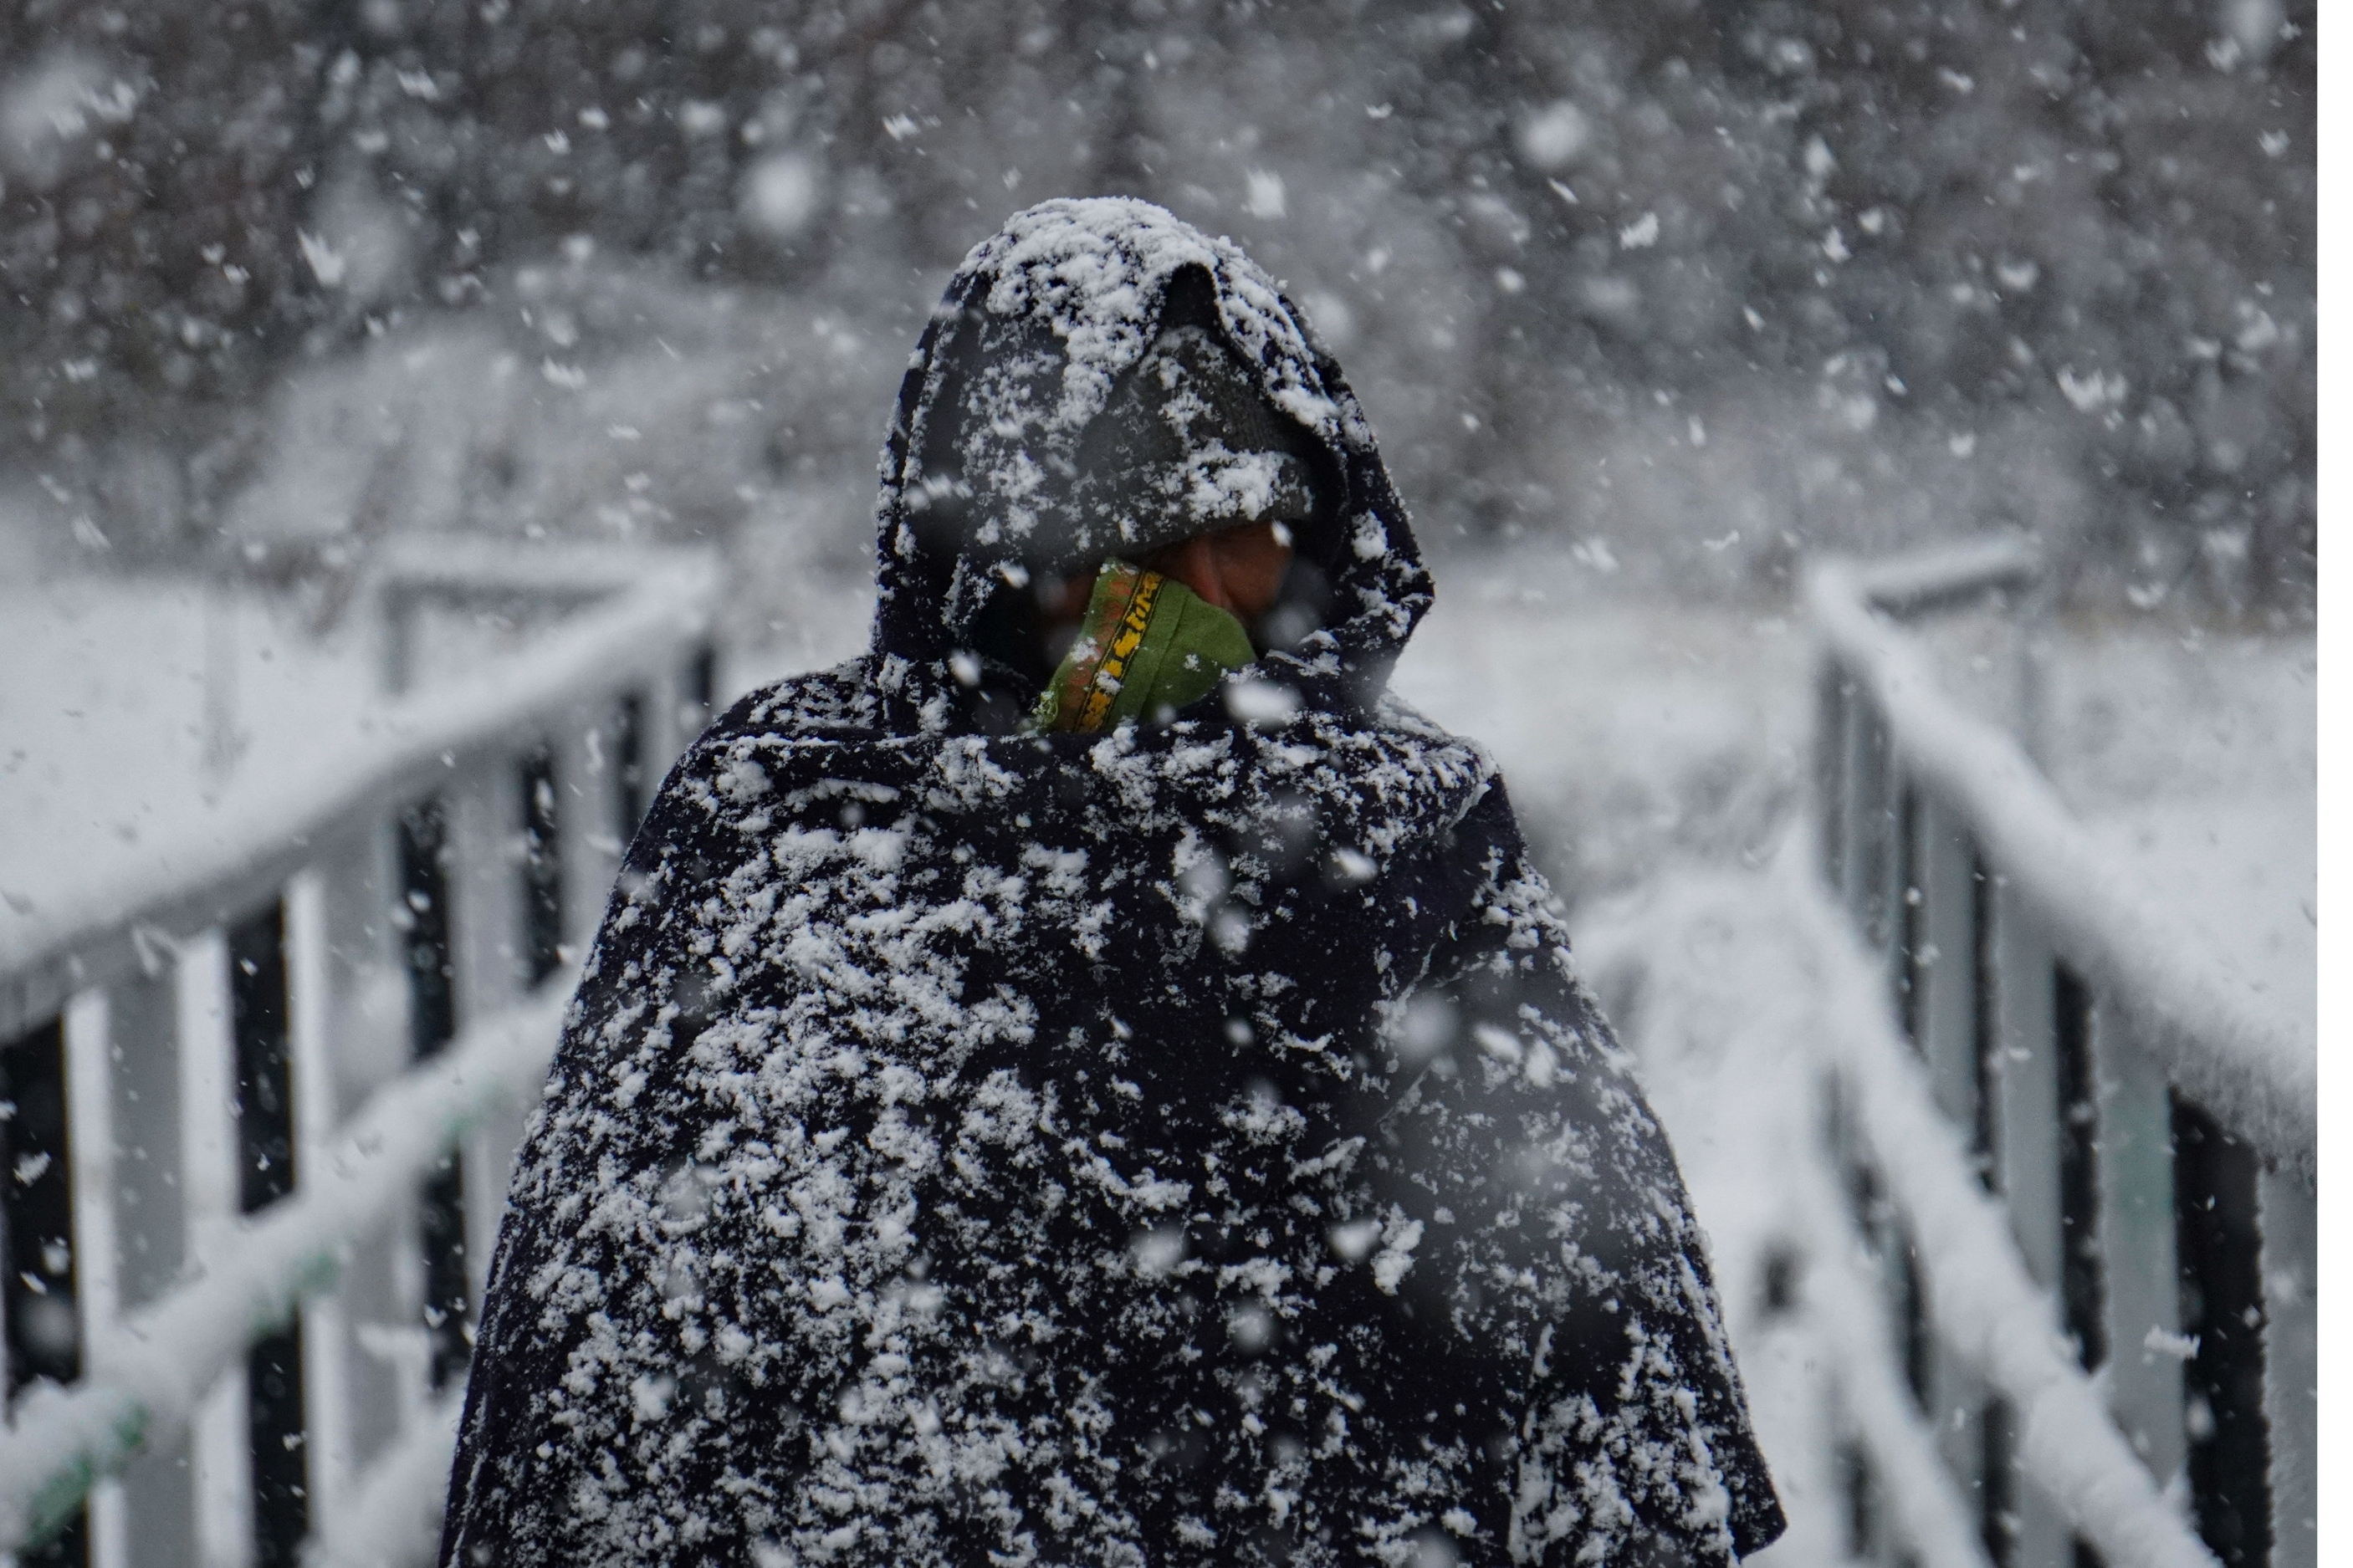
[439, 198, 1783, 1568]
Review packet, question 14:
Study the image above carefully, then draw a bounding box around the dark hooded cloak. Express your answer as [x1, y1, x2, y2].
[439, 198, 1783, 1568]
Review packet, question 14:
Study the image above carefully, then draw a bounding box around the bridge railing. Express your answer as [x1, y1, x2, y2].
[1807, 538, 2315, 1568]
[0, 540, 721, 1566]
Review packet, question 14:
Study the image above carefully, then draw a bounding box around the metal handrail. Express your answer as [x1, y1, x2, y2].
[1808, 549, 2314, 1174]
[0, 976, 570, 1548]
[1806, 536, 2314, 1568]
[0, 544, 716, 1039]
[1780, 856, 2221, 1568]
[0, 538, 722, 1560]
[1573, 850, 2227, 1568]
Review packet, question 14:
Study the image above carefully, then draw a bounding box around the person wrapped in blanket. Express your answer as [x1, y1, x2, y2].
[438, 199, 1785, 1568]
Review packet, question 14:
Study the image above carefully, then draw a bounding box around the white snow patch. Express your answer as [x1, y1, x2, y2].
[1243, 169, 1286, 220]
[1516, 101, 1592, 171]
[299, 230, 347, 287]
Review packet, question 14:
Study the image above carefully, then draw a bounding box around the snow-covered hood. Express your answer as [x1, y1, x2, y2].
[870, 197, 1433, 731]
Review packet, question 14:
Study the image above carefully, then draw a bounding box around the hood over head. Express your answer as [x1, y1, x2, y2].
[871, 197, 1433, 733]
[1067, 320, 1322, 563]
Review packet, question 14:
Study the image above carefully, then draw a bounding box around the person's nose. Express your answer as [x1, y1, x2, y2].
[1155, 535, 1238, 612]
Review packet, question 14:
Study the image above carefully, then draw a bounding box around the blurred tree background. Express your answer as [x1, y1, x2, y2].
[0, 0, 2315, 616]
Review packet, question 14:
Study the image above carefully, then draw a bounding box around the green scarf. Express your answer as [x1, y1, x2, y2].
[1027, 559, 1256, 733]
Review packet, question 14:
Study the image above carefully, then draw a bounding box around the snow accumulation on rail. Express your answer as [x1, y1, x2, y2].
[1576, 845, 2223, 1568]
[304, 1384, 468, 1568]
[0, 552, 713, 1023]
[0, 975, 571, 1549]
[1809, 561, 2313, 1175]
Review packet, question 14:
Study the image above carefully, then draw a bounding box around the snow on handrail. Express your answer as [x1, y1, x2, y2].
[1807, 557, 2315, 1173]
[301, 1384, 467, 1568]
[0, 545, 715, 1029]
[1842, 534, 2042, 616]
[0, 974, 572, 1550]
[371, 534, 708, 599]
[1780, 854, 2221, 1568]
[1793, 1151, 1992, 1568]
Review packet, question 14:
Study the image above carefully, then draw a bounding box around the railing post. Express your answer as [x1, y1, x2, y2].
[1908, 795, 1983, 1146]
[1815, 661, 1850, 892]
[1991, 891, 2061, 1285]
[1987, 886, 2073, 1568]
[559, 702, 621, 955]
[612, 691, 651, 852]
[63, 988, 125, 1568]
[289, 823, 421, 1540]
[1906, 792, 1995, 1535]
[447, 771, 521, 1021]
[285, 870, 350, 1535]
[1840, 697, 1886, 941]
[2093, 1010, 2187, 1492]
[175, 927, 253, 1568]
[304, 821, 427, 1484]
[2258, 1168, 2316, 1568]
[445, 763, 526, 1321]
[90, 953, 198, 1568]
[97, 958, 185, 1312]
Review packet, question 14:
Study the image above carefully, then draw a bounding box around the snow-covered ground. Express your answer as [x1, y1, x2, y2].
[0, 580, 386, 959]
[1394, 544, 1814, 908]
[1568, 855, 1870, 1566]
[1398, 547, 2315, 1032]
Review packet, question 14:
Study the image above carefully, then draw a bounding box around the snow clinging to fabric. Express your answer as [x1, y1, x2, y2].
[440, 198, 1783, 1568]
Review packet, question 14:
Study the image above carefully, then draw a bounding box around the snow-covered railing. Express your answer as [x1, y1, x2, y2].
[0, 541, 719, 1567]
[1808, 539, 2315, 1568]
[0, 982, 570, 1552]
